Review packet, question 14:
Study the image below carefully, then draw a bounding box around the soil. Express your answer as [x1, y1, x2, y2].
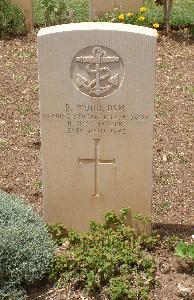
[0, 31, 193, 299]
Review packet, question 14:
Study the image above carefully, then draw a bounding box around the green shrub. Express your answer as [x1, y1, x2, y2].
[170, 0, 194, 27]
[39, 0, 70, 26]
[33, 0, 193, 29]
[0, 192, 56, 299]
[34, 0, 88, 26]
[66, 0, 88, 22]
[145, 0, 194, 28]
[0, 0, 26, 38]
[49, 209, 158, 299]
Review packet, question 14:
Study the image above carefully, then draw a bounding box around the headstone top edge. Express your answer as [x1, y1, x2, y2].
[38, 22, 157, 38]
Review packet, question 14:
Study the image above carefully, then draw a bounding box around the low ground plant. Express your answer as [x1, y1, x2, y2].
[49, 209, 159, 299]
[0, 192, 56, 299]
[174, 241, 194, 274]
[175, 242, 194, 261]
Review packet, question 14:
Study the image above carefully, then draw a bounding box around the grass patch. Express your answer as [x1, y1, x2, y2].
[17, 105, 32, 115]
[156, 200, 171, 214]
[23, 123, 35, 135]
[0, 139, 7, 151]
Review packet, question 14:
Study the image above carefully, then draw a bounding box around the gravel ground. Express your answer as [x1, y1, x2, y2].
[0, 31, 193, 299]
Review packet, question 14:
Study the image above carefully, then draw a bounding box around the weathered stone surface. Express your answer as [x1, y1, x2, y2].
[89, 0, 143, 19]
[38, 23, 157, 232]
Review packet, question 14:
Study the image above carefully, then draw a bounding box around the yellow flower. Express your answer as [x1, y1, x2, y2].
[118, 13, 125, 21]
[126, 12, 133, 18]
[140, 6, 147, 13]
[153, 23, 160, 29]
[138, 16, 145, 21]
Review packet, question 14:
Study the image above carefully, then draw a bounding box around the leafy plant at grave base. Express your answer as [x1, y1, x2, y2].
[0, 0, 26, 38]
[49, 208, 159, 299]
[47, 223, 68, 246]
[0, 192, 56, 299]
[163, 235, 180, 251]
[175, 242, 194, 261]
[133, 213, 151, 224]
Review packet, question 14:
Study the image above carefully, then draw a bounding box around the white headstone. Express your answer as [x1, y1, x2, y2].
[38, 23, 157, 232]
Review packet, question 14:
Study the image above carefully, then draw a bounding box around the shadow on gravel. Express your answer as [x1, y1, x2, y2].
[153, 223, 194, 238]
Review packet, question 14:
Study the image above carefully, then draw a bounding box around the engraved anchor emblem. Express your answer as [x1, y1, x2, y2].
[75, 46, 120, 97]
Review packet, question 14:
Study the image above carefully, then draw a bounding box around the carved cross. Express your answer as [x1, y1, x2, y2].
[78, 139, 115, 197]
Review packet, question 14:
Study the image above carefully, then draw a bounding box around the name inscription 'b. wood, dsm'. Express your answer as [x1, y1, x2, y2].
[71, 46, 124, 98]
